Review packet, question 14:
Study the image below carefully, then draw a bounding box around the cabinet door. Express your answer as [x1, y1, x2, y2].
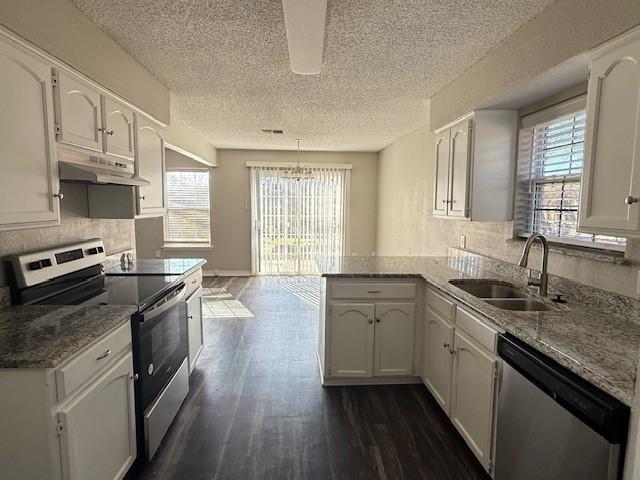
[54, 70, 103, 152]
[433, 131, 450, 215]
[58, 352, 136, 480]
[373, 302, 416, 376]
[451, 330, 497, 473]
[448, 119, 471, 218]
[580, 35, 640, 234]
[328, 303, 375, 377]
[0, 38, 60, 230]
[186, 287, 204, 373]
[422, 306, 454, 413]
[135, 114, 165, 216]
[102, 97, 135, 161]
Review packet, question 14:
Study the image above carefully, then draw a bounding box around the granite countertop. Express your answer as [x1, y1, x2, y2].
[0, 304, 137, 369]
[319, 255, 640, 406]
[103, 257, 206, 276]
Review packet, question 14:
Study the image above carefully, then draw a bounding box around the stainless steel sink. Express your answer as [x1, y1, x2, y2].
[448, 280, 529, 299]
[448, 279, 554, 312]
[484, 298, 553, 312]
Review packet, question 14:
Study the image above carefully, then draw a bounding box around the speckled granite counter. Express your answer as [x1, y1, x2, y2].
[0, 304, 137, 369]
[319, 255, 640, 406]
[103, 258, 206, 276]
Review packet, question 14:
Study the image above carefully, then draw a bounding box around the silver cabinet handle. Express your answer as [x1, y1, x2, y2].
[139, 195, 146, 200]
[442, 342, 450, 349]
[368, 318, 373, 324]
[97, 127, 105, 133]
[188, 315, 194, 320]
[96, 349, 111, 360]
[375, 317, 381, 323]
[625, 195, 639, 205]
[442, 343, 454, 355]
[53, 192, 64, 200]
[106, 130, 115, 136]
[367, 290, 381, 294]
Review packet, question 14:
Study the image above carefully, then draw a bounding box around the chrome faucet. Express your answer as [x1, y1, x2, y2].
[517, 234, 549, 296]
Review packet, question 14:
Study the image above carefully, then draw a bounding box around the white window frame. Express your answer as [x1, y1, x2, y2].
[514, 96, 627, 253]
[163, 168, 212, 247]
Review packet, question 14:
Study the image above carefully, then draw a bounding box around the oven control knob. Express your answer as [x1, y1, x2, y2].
[147, 363, 154, 375]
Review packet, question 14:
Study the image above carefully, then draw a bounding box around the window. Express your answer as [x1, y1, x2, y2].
[164, 170, 211, 245]
[514, 96, 626, 250]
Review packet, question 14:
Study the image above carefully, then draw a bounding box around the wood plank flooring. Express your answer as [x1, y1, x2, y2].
[134, 276, 489, 480]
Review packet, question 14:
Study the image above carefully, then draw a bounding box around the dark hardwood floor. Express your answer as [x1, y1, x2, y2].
[134, 276, 489, 480]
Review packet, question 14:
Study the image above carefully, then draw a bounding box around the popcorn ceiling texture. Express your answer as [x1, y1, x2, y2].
[69, 0, 554, 151]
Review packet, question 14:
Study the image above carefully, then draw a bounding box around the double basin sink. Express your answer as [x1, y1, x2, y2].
[448, 280, 553, 312]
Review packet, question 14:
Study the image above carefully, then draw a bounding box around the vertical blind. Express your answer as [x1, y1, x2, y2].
[164, 170, 211, 244]
[514, 98, 625, 250]
[251, 166, 349, 275]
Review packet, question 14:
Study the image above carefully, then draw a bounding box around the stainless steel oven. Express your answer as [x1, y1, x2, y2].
[133, 281, 189, 461]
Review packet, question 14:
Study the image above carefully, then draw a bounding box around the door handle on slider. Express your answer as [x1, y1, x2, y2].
[96, 349, 111, 360]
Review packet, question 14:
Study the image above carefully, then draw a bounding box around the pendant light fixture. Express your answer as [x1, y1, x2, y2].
[282, 139, 315, 181]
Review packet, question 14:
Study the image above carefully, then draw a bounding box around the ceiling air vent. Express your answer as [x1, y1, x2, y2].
[260, 129, 285, 135]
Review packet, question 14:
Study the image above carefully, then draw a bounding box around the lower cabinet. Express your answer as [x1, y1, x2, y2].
[186, 286, 204, 373]
[450, 330, 498, 473]
[422, 306, 454, 413]
[57, 352, 136, 480]
[422, 288, 499, 476]
[328, 301, 416, 378]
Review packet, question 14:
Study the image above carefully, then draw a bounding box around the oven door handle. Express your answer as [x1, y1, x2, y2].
[140, 283, 187, 323]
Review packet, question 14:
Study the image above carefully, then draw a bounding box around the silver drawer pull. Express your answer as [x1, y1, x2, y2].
[96, 349, 111, 360]
[367, 290, 381, 294]
[624, 195, 639, 205]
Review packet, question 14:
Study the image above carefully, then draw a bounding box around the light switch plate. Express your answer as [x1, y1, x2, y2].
[460, 235, 466, 249]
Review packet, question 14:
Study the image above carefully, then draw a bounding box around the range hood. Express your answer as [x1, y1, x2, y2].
[59, 161, 151, 187]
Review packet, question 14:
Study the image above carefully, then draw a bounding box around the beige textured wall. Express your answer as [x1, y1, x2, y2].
[376, 125, 640, 298]
[0, 182, 134, 287]
[137, 149, 379, 273]
[0, 0, 170, 123]
[430, 0, 640, 129]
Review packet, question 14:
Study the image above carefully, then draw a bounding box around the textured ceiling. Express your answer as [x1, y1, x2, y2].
[70, 0, 555, 152]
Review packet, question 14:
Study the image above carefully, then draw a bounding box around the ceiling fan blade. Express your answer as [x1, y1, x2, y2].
[282, 0, 328, 75]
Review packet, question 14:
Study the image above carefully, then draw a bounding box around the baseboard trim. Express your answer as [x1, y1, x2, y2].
[321, 375, 423, 387]
[206, 270, 252, 277]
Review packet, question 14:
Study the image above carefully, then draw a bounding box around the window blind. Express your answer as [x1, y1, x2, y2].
[164, 170, 211, 244]
[514, 99, 625, 250]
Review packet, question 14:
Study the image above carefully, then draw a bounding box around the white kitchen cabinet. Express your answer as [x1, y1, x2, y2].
[102, 97, 135, 161]
[433, 110, 517, 221]
[422, 306, 454, 413]
[135, 114, 166, 217]
[53, 69, 103, 153]
[0, 35, 60, 231]
[579, 29, 640, 237]
[58, 352, 136, 480]
[451, 330, 498, 474]
[186, 286, 204, 373]
[329, 303, 375, 377]
[433, 131, 450, 216]
[374, 302, 416, 376]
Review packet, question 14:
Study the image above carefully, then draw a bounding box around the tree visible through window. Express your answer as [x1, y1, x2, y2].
[164, 170, 211, 244]
[515, 103, 625, 250]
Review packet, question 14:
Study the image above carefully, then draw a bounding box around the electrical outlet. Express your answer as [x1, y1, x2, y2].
[460, 234, 466, 249]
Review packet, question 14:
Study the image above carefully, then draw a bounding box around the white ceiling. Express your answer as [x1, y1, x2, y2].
[70, 0, 555, 152]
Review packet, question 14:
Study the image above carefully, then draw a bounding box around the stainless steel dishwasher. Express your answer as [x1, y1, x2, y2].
[495, 334, 629, 480]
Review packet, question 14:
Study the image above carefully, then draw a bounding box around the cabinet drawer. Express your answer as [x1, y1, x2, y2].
[426, 288, 456, 320]
[455, 307, 498, 353]
[331, 282, 416, 299]
[56, 321, 132, 402]
[184, 267, 203, 297]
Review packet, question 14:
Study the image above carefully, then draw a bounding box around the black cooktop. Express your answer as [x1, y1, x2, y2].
[20, 265, 182, 310]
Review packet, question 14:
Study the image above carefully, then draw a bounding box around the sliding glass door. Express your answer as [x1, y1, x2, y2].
[250, 166, 349, 275]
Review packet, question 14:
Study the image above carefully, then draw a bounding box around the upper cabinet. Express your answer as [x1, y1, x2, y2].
[0, 36, 60, 231]
[579, 29, 640, 237]
[53, 70, 103, 153]
[433, 111, 517, 221]
[102, 97, 135, 161]
[135, 114, 166, 217]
